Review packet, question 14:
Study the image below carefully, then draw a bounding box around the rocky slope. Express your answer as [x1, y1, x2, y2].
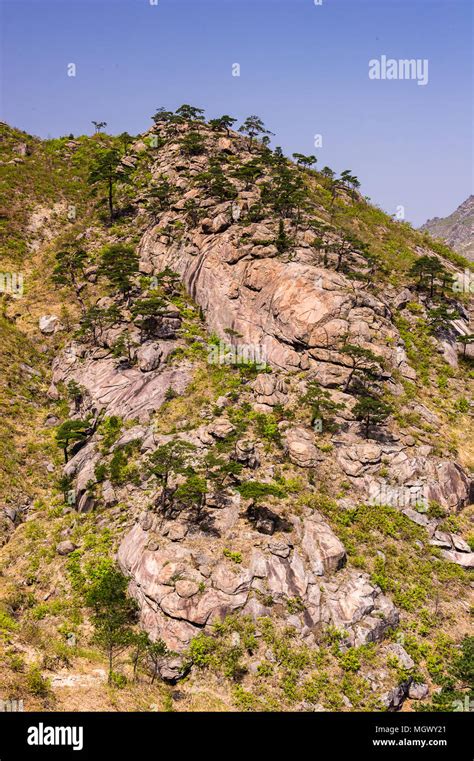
[0, 116, 472, 712]
[421, 195, 474, 262]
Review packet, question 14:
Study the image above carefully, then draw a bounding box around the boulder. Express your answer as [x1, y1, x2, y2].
[301, 517, 346, 575]
[137, 343, 163, 372]
[207, 418, 235, 439]
[440, 549, 474, 568]
[386, 643, 415, 670]
[381, 681, 411, 711]
[284, 427, 322, 468]
[39, 315, 60, 334]
[57, 540, 77, 556]
[234, 439, 259, 468]
[408, 682, 429, 700]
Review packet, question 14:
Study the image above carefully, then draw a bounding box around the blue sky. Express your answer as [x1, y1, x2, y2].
[1, 0, 472, 225]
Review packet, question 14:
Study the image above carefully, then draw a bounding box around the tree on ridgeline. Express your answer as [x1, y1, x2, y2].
[209, 115, 237, 135]
[292, 153, 317, 170]
[175, 104, 205, 122]
[239, 115, 274, 152]
[92, 121, 107, 134]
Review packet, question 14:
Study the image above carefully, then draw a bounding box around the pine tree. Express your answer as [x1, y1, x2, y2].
[88, 148, 132, 222]
[209, 115, 237, 135]
[339, 343, 381, 393]
[56, 418, 92, 462]
[52, 246, 89, 313]
[239, 115, 274, 151]
[175, 104, 205, 121]
[84, 566, 138, 685]
[353, 395, 392, 439]
[98, 244, 139, 297]
[148, 439, 197, 511]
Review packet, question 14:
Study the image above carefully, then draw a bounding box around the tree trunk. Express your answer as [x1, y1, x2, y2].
[108, 648, 113, 684]
[108, 178, 114, 222]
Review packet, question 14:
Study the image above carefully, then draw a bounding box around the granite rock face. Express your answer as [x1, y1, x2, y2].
[117, 511, 397, 652]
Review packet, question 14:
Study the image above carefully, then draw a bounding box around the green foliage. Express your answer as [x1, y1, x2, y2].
[26, 665, 51, 697]
[223, 548, 242, 564]
[209, 115, 237, 135]
[409, 255, 450, 298]
[83, 564, 138, 684]
[353, 395, 392, 438]
[339, 648, 362, 673]
[239, 115, 273, 149]
[98, 415, 122, 452]
[55, 417, 91, 462]
[300, 381, 343, 431]
[175, 104, 205, 122]
[428, 304, 460, 334]
[0, 609, 18, 636]
[88, 147, 133, 221]
[174, 474, 207, 509]
[452, 635, 474, 687]
[395, 315, 433, 384]
[52, 246, 89, 310]
[180, 131, 206, 156]
[287, 597, 305, 614]
[275, 219, 291, 253]
[76, 304, 121, 346]
[236, 480, 286, 501]
[195, 158, 237, 201]
[98, 243, 138, 296]
[339, 342, 382, 393]
[109, 443, 140, 487]
[254, 412, 282, 445]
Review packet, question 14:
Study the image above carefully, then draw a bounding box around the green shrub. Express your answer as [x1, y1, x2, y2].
[236, 481, 285, 501]
[26, 665, 50, 697]
[223, 548, 242, 564]
[340, 648, 361, 672]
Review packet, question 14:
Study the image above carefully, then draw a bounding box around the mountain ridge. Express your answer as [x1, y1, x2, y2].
[421, 195, 474, 262]
[0, 113, 472, 713]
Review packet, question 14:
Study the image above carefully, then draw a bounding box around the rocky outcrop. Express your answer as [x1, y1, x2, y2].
[138, 188, 406, 381]
[118, 509, 397, 652]
[52, 344, 193, 422]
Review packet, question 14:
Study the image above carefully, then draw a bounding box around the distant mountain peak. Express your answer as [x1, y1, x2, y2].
[421, 195, 474, 261]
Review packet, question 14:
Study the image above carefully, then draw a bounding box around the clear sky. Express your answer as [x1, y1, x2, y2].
[0, 0, 472, 226]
